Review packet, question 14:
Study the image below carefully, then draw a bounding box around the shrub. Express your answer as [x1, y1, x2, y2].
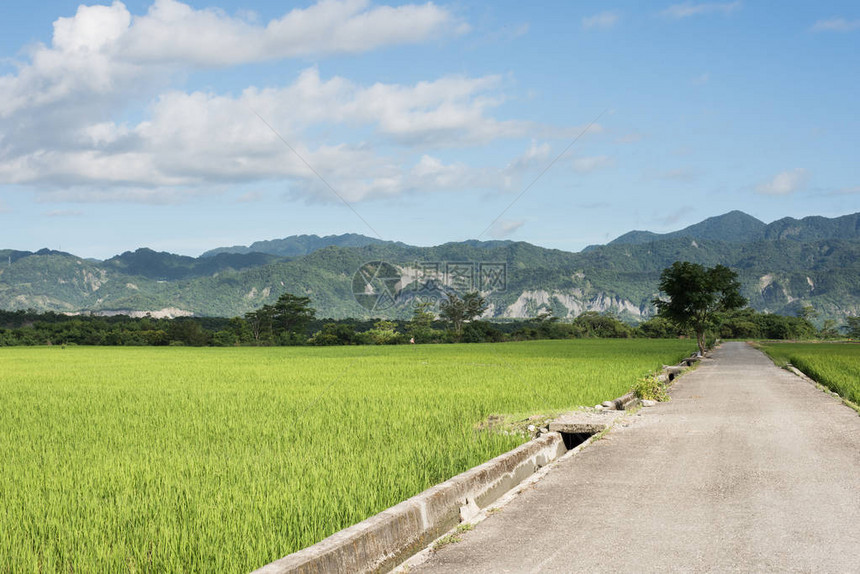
[633, 373, 670, 402]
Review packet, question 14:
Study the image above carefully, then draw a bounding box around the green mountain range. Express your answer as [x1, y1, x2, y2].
[1, 211, 858, 322]
[200, 233, 396, 258]
[606, 210, 860, 246]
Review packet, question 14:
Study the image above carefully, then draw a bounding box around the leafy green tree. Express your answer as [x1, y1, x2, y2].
[797, 305, 818, 322]
[535, 310, 558, 324]
[718, 309, 760, 339]
[846, 316, 860, 340]
[244, 307, 273, 345]
[524, 310, 577, 339]
[271, 293, 316, 339]
[407, 301, 436, 343]
[212, 330, 239, 347]
[168, 319, 211, 347]
[720, 308, 816, 340]
[440, 291, 488, 337]
[310, 323, 358, 345]
[820, 319, 840, 339]
[754, 312, 816, 340]
[653, 262, 747, 355]
[142, 329, 169, 346]
[637, 316, 681, 339]
[364, 319, 400, 345]
[228, 317, 249, 344]
[572, 311, 632, 338]
[463, 291, 489, 321]
[461, 320, 505, 343]
[439, 293, 466, 336]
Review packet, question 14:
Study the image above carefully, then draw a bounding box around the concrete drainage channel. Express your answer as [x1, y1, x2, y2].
[253, 352, 703, 574]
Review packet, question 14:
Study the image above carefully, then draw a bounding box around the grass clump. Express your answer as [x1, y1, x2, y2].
[633, 373, 671, 402]
[433, 524, 475, 550]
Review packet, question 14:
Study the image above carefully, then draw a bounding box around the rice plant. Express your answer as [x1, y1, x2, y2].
[759, 342, 860, 404]
[0, 339, 693, 572]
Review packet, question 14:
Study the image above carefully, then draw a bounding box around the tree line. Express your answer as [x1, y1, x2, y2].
[0, 298, 856, 348]
[1, 262, 858, 347]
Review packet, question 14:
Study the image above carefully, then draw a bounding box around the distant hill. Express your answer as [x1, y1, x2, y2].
[607, 210, 860, 246]
[1, 211, 858, 323]
[763, 213, 860, 242]
[609, 211, 767, 245]
[104, 248, 280, 281]
[201, 233, 396, 258]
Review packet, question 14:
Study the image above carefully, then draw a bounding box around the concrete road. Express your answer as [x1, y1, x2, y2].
[413, 342, 860, 573]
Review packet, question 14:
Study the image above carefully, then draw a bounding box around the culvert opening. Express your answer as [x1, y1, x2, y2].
[560, 431, 595, 450]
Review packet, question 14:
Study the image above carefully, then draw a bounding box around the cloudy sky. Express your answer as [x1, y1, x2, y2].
[0, 0, 857, 258]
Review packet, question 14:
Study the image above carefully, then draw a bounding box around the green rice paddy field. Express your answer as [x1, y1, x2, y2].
[0, 340, 695, 572]
[759, 342, 860, 404]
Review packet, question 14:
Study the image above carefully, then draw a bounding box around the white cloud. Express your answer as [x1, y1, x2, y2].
[504, 142, 611, 180]
[0, 3, 144, 118]
[0, 0, 463, 118]
[662, 1, 741, 19]
[0, 68, 545, 200]
[122, 0, 465, 66]
[345, 74, 534, 146]
[289, 152, 510, 203]
[53, 2, 131, 52]
[410, 155, 474, 188]
[582, 11, 620, 30]
[489, 219, 525, 239]
[506, 140, 552, 171]
[812, 18, 860, 32]
[0, 2, 600, 205]
[756, 169, 809, 195]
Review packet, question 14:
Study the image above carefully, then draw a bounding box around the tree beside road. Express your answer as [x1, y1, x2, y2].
[654, 261, 747, 355]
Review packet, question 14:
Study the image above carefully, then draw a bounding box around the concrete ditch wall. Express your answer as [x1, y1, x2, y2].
[254, 434, 567, 574]
[254, 351, 701, 574]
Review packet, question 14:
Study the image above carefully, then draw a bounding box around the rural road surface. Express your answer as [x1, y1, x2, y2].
[413, 342, 860, 573]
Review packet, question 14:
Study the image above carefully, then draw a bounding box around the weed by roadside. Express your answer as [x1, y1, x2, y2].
[634, 373, 670, 402]
[433, 523, 475, 550]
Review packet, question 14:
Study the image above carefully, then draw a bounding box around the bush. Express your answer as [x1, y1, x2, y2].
[212, 330, 239, 347]
[461, 321, 505, 343]
[309, 323, 359, 346]
[573, 312, 632, 338]
[633, 374, 670, 402]
[363, 320, 402, 345]
[637, 316, 681, 338]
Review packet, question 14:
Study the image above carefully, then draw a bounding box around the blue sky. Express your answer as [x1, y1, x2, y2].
[0, 0, 857, 259]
